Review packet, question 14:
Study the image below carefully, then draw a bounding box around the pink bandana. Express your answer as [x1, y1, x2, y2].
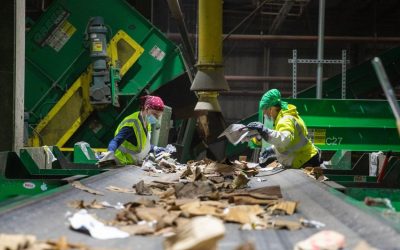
[143, 95, 164, 111]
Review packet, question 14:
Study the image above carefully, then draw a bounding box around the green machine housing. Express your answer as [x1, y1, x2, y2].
[25, 0, 195, 150]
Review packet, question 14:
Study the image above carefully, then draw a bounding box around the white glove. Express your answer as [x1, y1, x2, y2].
[98, 151, 115, 162]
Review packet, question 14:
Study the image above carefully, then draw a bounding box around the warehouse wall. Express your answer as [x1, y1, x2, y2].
[152, 0, 400, 124]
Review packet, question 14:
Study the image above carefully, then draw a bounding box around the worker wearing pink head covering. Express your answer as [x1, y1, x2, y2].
[101, 95, 166, 165]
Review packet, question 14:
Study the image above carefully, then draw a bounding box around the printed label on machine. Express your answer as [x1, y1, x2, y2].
[92, 41, 103, 52]
[46, 20, 77, 52]
[150, 45, 166, 61]
[308, 129, 326, 145]
[23, 182, 36, 189]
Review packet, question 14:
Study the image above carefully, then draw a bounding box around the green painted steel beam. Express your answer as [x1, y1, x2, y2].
[288, 99, 400, 152]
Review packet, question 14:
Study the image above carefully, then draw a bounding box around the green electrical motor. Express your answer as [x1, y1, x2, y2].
[87, 16, 110, 104]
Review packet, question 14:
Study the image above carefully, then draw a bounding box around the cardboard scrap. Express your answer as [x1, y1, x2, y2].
[180, 201, 225, 217]
[229, 195, 278, 206]
[164, 216, 225, 250]
[0, 234, 91, 250]
[45, 236, 90, 250]
[125, 198, 156, 208]
[248, 185, 283, 198]
[267, 200, 298, 215]
[269, 218, 302, 230]
[231, 172, 250, 189]
[174, 181, 216, 199]
[134, 180, 153, 196]
[303, 167, 327, 181]
[223, 205, 265, 224]
[135, 207, 169, 222]
[119, 223, 156, 236]
[106, 185, 136, 193]
[68, 199, 105, 210]
[71, 181, 104, 196]
[203, 162, 234, 175]
[0, 234, 36, 250]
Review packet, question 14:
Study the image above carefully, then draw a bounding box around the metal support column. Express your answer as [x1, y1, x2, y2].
[341, 50, 347, 99]
[292, 50, 297, 98]
[316, 0, 325, 99]
[0, 0, 25, 152]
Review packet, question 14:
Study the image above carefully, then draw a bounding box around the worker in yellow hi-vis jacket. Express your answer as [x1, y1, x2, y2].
[245, 89, 321, 168]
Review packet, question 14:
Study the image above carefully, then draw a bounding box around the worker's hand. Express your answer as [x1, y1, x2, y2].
[259, 147, 276, 167]
[97, 151, 117, 167]
[98, 151, 115, 162]
[246, 122, 270, 141]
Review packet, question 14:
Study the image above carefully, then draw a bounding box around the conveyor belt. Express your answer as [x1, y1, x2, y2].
[0, 167, 399, 249]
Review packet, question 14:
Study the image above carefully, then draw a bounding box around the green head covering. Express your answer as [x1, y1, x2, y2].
[258, 89, 288, 121]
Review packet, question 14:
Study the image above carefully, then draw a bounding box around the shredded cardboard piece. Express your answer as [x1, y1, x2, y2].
[0, 234, 37, 250]
[228, 195, 278, 206]
[163, 216, 225, 250]
[125, 197, 156, 208]
[134, 180, 153, 196]
[269, 218, 302, 230]
[0, 234, 93, 250]
[106, 185, 136, 193]
[203, 162, 234, 175]
[45, 236, 90, 250]
[119, 223, 156, 235]
[247, 185, 283, 198]
[174, 181, 216, 199]
[180, 201, 225, 217]
[68, 199, 105, 209]
[71, 181, 104, 196]
[135, 207, 169, 222]
[294, 230, 345, 250]
[231, 172, 250, 189]
[223, 205, 265, 224]
[303, 167, 328, 181]
[267, 200, 298, 215]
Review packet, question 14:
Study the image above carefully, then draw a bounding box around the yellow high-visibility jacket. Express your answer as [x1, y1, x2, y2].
[267, 104, 318, 168]
[114, 111, 151, 165]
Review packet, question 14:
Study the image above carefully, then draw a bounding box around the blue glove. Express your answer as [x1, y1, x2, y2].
[246, 122, 270, 141]
[153, 146, 166, 155]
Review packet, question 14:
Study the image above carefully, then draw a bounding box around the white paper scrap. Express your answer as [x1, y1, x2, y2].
[68, 209, 129, 239]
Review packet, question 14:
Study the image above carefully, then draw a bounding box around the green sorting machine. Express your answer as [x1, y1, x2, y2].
[1, 0, 194, 203]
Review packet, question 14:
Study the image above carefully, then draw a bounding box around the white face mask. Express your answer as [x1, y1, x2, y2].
[264, 114, 273, 123]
